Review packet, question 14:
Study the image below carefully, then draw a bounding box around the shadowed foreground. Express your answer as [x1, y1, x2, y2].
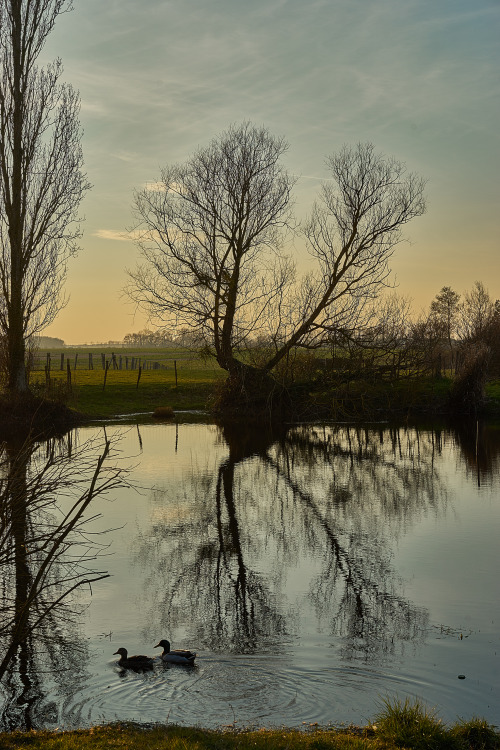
[0, 707, 498, 750]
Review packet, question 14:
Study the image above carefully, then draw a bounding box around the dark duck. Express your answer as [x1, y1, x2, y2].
[113, 647, 154, 670]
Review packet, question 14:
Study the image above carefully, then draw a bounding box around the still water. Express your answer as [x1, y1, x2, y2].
[0, 419, 499, 730]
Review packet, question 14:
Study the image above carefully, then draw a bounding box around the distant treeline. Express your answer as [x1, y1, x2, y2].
[35, 336, 65, 348]
[34, 328, 201, 350]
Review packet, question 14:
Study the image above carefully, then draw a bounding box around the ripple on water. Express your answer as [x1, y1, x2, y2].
[57, 656, 440, 729]
[32, 649, 499, 731]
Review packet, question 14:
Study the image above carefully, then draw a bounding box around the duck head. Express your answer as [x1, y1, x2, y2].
[154, 639, 171, 652]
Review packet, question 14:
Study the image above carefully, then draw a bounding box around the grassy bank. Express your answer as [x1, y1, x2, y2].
[1, 702, 498, 750]
[28, 353, 500, 420]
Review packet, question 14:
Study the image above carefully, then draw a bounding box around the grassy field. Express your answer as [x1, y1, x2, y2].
[31, 345, 201, 373]
[26, 346, 500, 419]
[0, 701, 498, 750]
[30, 349, 226, 417]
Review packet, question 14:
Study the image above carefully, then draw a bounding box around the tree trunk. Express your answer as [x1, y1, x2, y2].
[214, 358, 288, 420]
[7, 295, 27, 393]
[6, 0, 28, 394]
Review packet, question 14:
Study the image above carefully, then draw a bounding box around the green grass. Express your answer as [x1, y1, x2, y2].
[486, 379, 500, 402]
[25, 346, 500, 420]
[373, 699, 499, 750]
[0, 724, 372, 750]
[0, 703, 498, 750]
[303, 374, 455, 420]
[30, 361, 225, 417]
[450, 717, 500, 750]
[373, 698, 451, 750]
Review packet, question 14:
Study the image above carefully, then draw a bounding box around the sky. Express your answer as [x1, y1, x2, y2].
[39, 0, 499, 344]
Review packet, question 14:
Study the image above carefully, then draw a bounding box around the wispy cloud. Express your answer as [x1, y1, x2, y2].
[94, 228, 163, 243]
[93, 229, 132, 242]
[110, 150, 139, 163]
[40, 0, 500, 344]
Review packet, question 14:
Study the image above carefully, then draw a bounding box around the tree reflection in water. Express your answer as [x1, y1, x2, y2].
[136, 423, 290, 654]
[136, 422, 476, 663]
[267, 425, 442, 661]
[0, 431, 126, 730]
[449, 419, 500, 486]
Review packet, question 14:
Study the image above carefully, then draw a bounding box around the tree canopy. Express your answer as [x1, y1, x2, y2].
[128, 125, 426, 393]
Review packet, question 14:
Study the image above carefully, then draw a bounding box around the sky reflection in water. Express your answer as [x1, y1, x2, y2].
[0, 420, 499, 730]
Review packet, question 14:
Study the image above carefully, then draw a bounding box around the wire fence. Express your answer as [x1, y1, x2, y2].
[30, 349, 207, 373]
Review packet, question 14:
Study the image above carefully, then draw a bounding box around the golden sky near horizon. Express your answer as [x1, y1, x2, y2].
[38, 0, 499, 344]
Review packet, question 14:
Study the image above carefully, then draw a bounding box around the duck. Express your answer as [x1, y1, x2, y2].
[154, 639, 197, 665]
[113, 647, 154, 670]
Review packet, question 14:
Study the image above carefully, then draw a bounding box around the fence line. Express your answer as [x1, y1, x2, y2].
[30, 350, 203, 373]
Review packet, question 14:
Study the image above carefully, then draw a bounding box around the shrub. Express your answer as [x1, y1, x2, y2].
[153, 405, 175, 419]
[449, 343, 491, 414]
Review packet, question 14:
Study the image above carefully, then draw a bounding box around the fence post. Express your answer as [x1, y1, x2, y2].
[60, 353, 64, 370]
[74, 353, 78, 370]
[103, 360, 109, 390]
[136, 365, 142, 389]
[174, 359, 178, 387]
[101, 352, 105, 369]
[67, 359, 72, 390]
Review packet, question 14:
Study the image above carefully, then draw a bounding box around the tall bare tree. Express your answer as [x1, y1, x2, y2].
[128, 122, 296, 375]
[458, 281, 496, 343]
[128, 128, 425, 409]
[0, 0, 89, 395]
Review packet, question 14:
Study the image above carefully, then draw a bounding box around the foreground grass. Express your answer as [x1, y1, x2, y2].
[1, 705, 498, 750]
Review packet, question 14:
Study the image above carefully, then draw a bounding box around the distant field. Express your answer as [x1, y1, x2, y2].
[30, 345, 207, 373]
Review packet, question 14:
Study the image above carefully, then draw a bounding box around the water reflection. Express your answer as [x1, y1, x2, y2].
[449, 420, 500, 485]
[268, 425, 447, 661]
[136, 423, 484, 664]
[136, 423, 289, 654]
[2, 418, 498, 730]
[0, 432, 126, 730]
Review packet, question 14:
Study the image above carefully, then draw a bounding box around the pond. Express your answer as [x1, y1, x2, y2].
[0, 418, 499, 731]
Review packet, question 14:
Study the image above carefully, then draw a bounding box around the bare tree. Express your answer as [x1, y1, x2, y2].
[457, 281, 496, 344]
[0, 0, 90, 395]
[127, 122, 296, 375]
[272, 143, 426, 365]
[128, 130, 425, 411]
[453, 281, 500, 388]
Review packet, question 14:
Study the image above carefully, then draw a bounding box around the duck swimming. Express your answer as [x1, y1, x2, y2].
[154, 639, 197, 665]
[113, 647, 154, 670]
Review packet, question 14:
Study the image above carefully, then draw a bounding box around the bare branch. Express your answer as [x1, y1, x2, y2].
[0, 0, 90, 392]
